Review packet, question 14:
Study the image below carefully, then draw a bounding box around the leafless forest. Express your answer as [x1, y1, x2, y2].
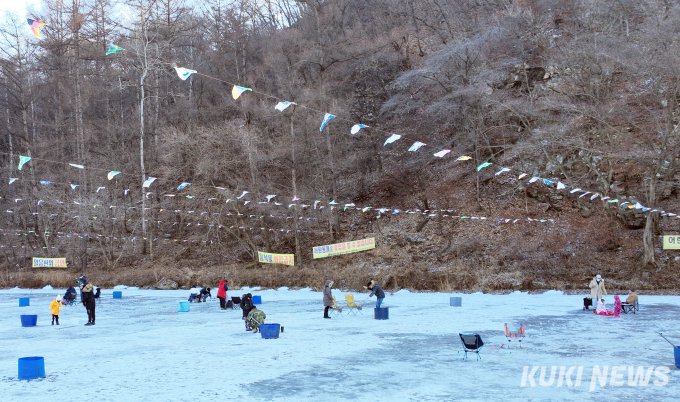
[2, 0, 680, 292]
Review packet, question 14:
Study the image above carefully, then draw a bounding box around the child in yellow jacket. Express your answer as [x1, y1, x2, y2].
[50, 295, 62, 325]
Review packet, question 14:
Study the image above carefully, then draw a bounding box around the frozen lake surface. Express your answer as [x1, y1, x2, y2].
[1, 287, 678, 401]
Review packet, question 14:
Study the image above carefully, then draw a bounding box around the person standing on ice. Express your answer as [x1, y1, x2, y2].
[589, 274, 607, 300]
[323, 280, 334, 319]
[82, 283, 97, 325]
[364, 280, 385, 308]
[240, 293, 254, 328]
[50, 294, 62, 325]
[77, 274, 88, 302]
[614, 295, 622, 317]
[217, 280, 229, 310]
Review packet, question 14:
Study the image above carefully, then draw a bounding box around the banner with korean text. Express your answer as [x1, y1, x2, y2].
[32, 257, 67, 268]
[257, 251, 295, 266]
[663, 235, 680, 250]
[313, 238, 375, 259]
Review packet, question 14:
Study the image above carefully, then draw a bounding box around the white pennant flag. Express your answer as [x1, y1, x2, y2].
[408, 141, 426, 151]
[350, 124, 369, 134]
[495, 168, 511, 176]
[384, 134, 401, 145]
[175, 67, 197, 80]
[433, 150, 451, 158]
[556, 182, 567, 190]
[275, 101, 295, 111]
[142, 177, 157, 188]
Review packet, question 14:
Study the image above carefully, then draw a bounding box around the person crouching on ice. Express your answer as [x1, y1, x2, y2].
[50, 294, 62, 325]
[246, 306, 266, 333]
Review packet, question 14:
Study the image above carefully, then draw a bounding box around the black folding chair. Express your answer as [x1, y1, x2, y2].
[621, 300, 639, 314]
[583, 297, 593, 311]
[459, 334, 484, 360]
[230, 296, 242, 310]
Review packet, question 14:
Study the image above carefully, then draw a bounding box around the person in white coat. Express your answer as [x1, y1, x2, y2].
[589, 274, 607, 300]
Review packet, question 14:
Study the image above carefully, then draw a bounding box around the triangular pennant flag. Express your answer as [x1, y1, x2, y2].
[40, 181, 50, 185]
[607, 199, 619, 203]
[350, 124, 369, 135]
[237, 191, 249, 199]
[384, 134, 401, 145]
[96, 187, 105, 193]
[9, 178, 17, 184]
[18, 155, 31, 170]
[292, 196, 300, 201]
[107, 171, 121, 180]
[232, 85, 252, 99]
[556, 182, 567, 190]
[69, 163, 84, 169]
[495, 168, 511, 176]
[543, 179, 554, 185]
[177, 182, 191, 190]
[579, 192, 591, 198]
[434, 150, 451, 158]
[518, 173, 528, 179]
[529, 177, 540, 183]
[266, 195, 276, 202]
[71, 184, 79, 190]
[570, 188, 581, 194]
[142, 177, 157, 187]
[175, 67, 197, 80]
[344, 203, 355, 211]
[477, 162, 492, 171]
[408, 141, 426, 151]
[634, 202, 643, 209]
[456, 156, 472, 161]
[319, 113, 335, 131]
[329, 200, 338, 205]
[275, 101, 295, 111]
[27, 19, 45, 39]
[106, 43, 124, 55]
[590, 193, 599, 200]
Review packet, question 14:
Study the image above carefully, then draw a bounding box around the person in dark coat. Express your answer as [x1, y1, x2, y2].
[198, 287, 211, 302]
[240, 293, 253, 328]
[82, 283, 96, 325]
[217, 280, 229, 309]
[364, 280, 386, 308]
[63, 286, 77, 304]
[77, 274, 88, 302]
[323, 280, 334, 319]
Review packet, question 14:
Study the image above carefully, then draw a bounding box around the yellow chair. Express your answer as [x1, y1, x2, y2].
[344, 294, 363, 315]
[329, 296, 344, 317]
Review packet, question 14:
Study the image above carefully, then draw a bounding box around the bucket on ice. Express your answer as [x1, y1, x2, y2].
[179, 301, 190, 312]
[450, 297, 462, 307]
[113, 291, 122, 299]
[19, 297, 30, 307]
[20, 315, 38, 327]
[18, 357, 45, 380]
[260, 323, 280, 339]
[374, 307, 389, 320]
[252, 295, 262, 304]
[675, 346, 680, 368]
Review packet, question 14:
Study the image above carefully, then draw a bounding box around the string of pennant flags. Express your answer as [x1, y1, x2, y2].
[17, 23, 676, 226]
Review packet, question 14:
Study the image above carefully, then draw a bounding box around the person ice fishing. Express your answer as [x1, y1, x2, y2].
[246, 306, 266, 333]
[364, 280, 385, 308]
[323, 280, 334, 319]
[240, 293, 254, 327]
[50, 294, 62, 325]
[63, 286, 77, 305]
[188, 287, 200, 302]
[82, 283, 97, 325]
[198, 287, 212, 302]
[589, 274, 607, 300]
[217, 280, 229, 310]
[625, 289, 638, 306]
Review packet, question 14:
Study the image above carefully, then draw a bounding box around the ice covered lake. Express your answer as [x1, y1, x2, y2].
[1, 287, 678, 401]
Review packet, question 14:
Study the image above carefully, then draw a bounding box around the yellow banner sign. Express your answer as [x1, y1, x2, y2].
[32, 257, 67, 268]
[313, 238, 376, 259]
[257, 251, 294, 266]
[663, 235, 680, 250]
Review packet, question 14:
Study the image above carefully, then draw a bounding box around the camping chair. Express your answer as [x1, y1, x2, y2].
[621, 300, 639, 314]
[459, 334, 484, 360]
[329, 296, 344, 317]
[344, 294, 363, 315]
[503, 323, 526, 348]
[230, 296, 242, 310]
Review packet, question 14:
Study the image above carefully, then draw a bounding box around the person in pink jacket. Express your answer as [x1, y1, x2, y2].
[614, 295, 622, 317]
